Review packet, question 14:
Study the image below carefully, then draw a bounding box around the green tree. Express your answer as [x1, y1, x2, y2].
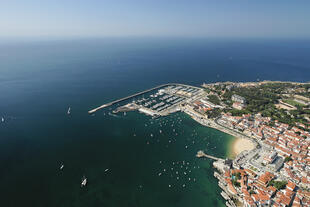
[284, 156, 292, 162]
[269, 180, 287, 190]
[208, 95, 221, 105]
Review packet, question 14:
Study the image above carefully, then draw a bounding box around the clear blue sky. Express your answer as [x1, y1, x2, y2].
[1, 0, 310, 39]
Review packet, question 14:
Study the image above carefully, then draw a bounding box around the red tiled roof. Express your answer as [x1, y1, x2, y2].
[257, 171, 275, 186]
[287, 181, 296, 191]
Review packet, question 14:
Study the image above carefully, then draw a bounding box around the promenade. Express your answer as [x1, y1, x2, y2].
[184, 109, 259, 148]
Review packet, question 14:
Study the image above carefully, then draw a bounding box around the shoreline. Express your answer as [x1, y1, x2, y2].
[229, 137, 255, 159]
[183, 110, 258, 157]
[202, 80, 310, 87]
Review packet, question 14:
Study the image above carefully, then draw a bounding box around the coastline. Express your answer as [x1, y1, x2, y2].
[183, 109, 258, 157]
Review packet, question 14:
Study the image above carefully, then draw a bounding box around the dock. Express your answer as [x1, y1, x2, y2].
[88, 84, 170, 114]
[88, 104, 110, 114]
[88, 83, 202, 114]
[196, 150, 224, 161]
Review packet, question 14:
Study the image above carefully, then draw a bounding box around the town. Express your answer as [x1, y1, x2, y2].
[194, 81, 310, 207]
[90, 81, 310, 207]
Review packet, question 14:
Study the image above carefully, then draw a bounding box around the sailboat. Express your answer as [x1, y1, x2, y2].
[81, 175, 87, 187]
[67, 107, 71, 115]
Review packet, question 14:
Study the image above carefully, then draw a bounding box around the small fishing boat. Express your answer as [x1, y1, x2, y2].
[1, 117, 4, 122]
[60, 164, 64, 170]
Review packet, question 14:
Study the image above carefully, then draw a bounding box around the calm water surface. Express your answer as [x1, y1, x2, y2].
[0, 38, 309, 206]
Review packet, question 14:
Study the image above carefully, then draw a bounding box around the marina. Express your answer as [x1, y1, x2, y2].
[89, 83, 204, 118]
[88, 83, 171, 114]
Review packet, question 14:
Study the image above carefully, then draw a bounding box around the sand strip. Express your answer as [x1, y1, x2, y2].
[231, 137, 255, 158]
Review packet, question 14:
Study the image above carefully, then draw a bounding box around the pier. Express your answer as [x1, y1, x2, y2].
[88, 83, 202, 114]
[196, 150, 224, 162]
[88, 84, 169, 114]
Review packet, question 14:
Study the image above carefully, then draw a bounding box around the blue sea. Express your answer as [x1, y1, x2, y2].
[0, 38, 309, 207]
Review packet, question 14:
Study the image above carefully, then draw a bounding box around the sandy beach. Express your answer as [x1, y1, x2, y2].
[231, 137, 255, 158]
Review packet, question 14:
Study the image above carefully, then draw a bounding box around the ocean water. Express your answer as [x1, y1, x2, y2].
[0, 38, 309, 207]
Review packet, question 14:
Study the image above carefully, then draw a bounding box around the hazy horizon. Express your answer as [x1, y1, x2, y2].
[1, 0, 310, 39]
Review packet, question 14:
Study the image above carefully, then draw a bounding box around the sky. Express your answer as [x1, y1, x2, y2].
[1, 0, 310, 39]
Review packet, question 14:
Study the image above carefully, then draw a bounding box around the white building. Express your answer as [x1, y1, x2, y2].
[232, 94, 246, 104]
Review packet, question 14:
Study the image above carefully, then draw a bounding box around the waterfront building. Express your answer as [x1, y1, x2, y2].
[232, 94, 246, 104]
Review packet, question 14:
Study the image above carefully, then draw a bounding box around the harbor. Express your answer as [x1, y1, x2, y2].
[88, 84, 171, 114]
[89, 83, 205, 117]
[86, 82, 268, 207]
